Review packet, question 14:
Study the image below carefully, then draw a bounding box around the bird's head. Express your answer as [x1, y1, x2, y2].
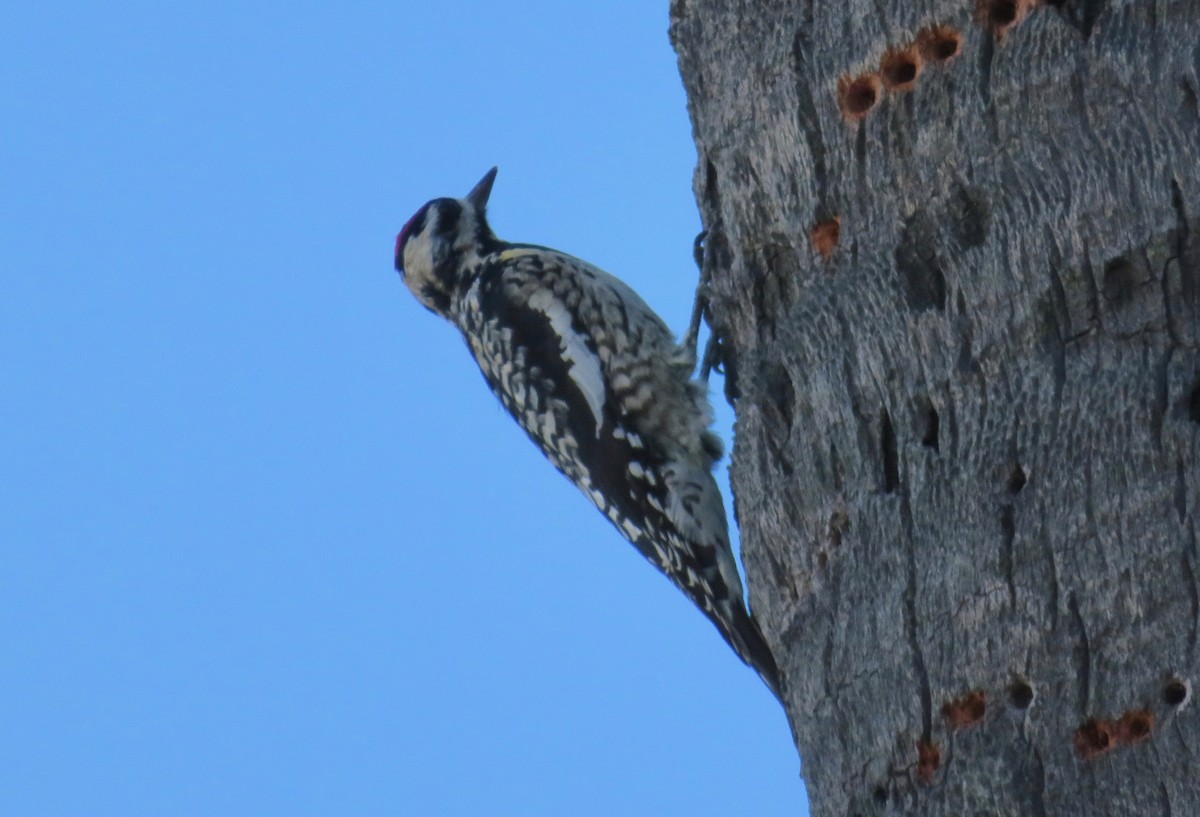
[394, 167, 499, 317]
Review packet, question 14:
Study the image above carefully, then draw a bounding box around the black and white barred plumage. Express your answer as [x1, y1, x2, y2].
[393, 168, 780, 698]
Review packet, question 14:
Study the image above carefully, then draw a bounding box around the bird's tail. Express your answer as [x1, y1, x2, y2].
[722, 602, 784, 703]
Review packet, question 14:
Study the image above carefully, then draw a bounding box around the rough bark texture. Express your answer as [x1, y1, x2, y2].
[670, 1, 1200, 815]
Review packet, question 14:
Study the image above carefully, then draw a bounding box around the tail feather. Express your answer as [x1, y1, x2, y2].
[721, 603, 784, 703]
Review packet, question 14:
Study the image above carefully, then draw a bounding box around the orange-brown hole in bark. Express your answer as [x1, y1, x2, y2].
[1074, 719, 1114, 760]
[839, 74, 882, 121]
[979, 0, 1036, 37]
[917, 26, 964, 63]
[1164, 677, 1190, 706]
[1115, 709, 1154, 745]
[989, 0, 1019, 25]
[811, 217, 841, 259]
[880, 47, 923, 92]
[1008, 679, 1034, 709]
[942, 689, 987, 729]
[916, 740, 941, 784]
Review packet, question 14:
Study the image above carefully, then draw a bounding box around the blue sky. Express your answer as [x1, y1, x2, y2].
[2, 3, 808, 814]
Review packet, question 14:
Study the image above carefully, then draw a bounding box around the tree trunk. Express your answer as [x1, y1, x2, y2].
[670, 1, 1200, 815]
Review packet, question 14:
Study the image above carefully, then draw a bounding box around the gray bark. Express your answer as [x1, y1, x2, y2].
[670, 1, 1200, 815]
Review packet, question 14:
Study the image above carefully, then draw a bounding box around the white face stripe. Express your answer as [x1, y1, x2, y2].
[525, 288, 606, 437]
[399, 204, 445, 312]
[399, 198, 491, 316]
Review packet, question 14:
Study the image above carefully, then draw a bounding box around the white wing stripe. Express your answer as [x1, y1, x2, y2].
[526, 289, 606, 437]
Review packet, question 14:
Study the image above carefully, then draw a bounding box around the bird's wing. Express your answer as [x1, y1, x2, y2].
[458, 253, 780, 698]
[461, 256, 734, 604]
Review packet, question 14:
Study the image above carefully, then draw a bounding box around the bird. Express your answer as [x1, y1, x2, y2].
[392, 167, 780, 698]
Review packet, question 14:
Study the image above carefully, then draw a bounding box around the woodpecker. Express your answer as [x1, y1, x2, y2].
[393, 168, 781, 698]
